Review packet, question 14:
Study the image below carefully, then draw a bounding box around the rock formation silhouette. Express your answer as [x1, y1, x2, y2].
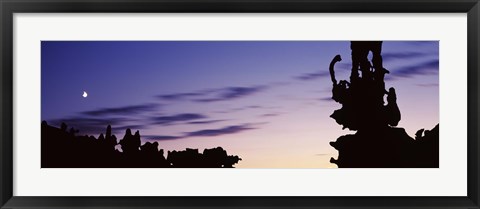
[328, 41, 439, 168]
[41, 121, 241, 168]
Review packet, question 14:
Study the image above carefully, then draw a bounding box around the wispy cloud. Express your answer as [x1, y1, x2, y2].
[49, 103, 161, 134]
[195, 86, 267, 102]
[259, 113, 280, 117]
[156, 89, 215, 101]
[294, 60, 350, 81]
[186, 119, 228, 125]
[390, 59, 439, 79]
[156, 85, 267, 103]
[51, 117, 126, 126]
[295, 71, 330, 81]
[81, 103, 159, 116]
[232, 105, 263, 111]
[143, 135, 185, 140]
[150, 113, 207, 125]
[319, 97, 334, 102]
[49, 116, 132, 134]
[382, 52, 427, 62]
[143, 123, 261, 141]
[184, 124, 257, 137]
[215, 105, 266, 114]
[113, 124, 148, 132]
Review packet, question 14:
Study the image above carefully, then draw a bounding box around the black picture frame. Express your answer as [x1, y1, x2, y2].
[1, 0, 479, 208]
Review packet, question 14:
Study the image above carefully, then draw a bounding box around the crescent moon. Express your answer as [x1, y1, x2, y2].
[83, 91, 88, 98]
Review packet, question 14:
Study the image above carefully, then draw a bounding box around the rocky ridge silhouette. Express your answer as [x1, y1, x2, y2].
[41, 121, 241, 168]
[328, 41, 439, 168]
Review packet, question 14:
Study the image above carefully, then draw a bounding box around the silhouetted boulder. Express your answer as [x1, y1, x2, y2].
[166, 147, 242, 168]
[329, 125, 438, 168]
[203, 147, 242, 168]
[385, 87, 401, 126]
[119, 128, 140, 155]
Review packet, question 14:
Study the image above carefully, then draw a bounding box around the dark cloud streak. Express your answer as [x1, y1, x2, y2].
[143, 135, 185, 140]
[390, 59, 439, 78]
[382, 52, 426, 62]
[145, 123, 261, 141]
[259, 113, 280, 117]
[295, 71, 330, 81]
[156, 90, 215, 101]
[184, 124, 257, 137]
[319, 97, 334, 102]
[81, 103, 159, 116]
[186, 119, 227, 125]
[194, 86, 266, 102]
[156, 85, 267, 103]
[150, 113, 207, 125]
[49, 116, 132, 134]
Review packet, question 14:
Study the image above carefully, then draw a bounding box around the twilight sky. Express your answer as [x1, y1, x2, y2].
[41, 41, 439, 168]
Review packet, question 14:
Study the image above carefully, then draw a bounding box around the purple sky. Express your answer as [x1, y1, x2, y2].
[41, 41, 439, 168]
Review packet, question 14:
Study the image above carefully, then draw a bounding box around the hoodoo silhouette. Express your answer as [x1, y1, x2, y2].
[41, 121, 241, 168]
[328, 41, 439, 168]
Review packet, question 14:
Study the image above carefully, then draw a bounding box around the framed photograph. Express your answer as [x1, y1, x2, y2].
[1, 0, 479, 208]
